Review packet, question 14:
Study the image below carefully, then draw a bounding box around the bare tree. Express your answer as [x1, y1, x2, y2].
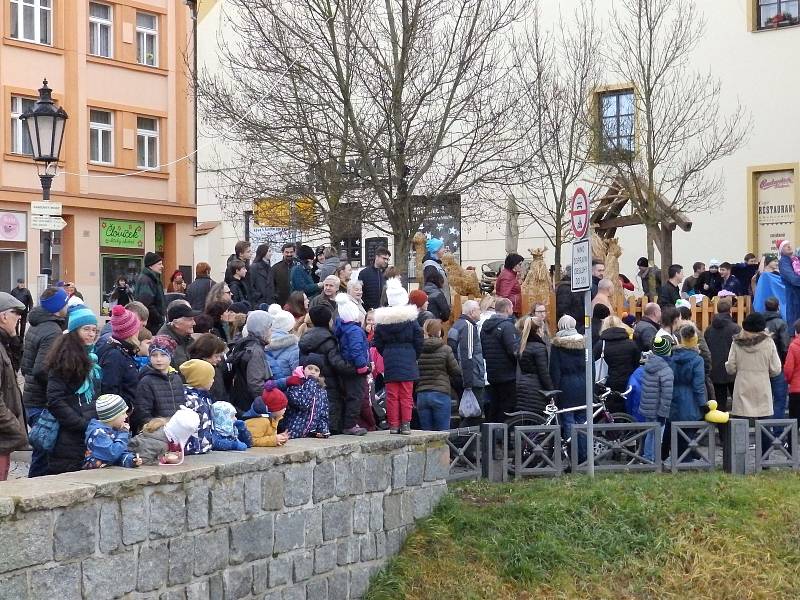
[600, 0, 750, 277]
[198, 0, 531, 271]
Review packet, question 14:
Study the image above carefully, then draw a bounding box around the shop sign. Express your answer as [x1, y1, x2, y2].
[0, 212, 26, 242]
[100, 219, 145, 249]
[757, 170, 796, 256]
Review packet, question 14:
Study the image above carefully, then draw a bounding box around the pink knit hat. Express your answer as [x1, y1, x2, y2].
[111, 305, 140, 340]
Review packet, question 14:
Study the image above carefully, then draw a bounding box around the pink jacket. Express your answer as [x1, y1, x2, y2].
[495, 268, 521, 314]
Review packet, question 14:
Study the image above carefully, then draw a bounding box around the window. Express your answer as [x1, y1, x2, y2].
[10, 96, 35, 155]
[88, 2, 113, 58]
[10, 0, 52, 45]
[598, 89, 635, 158]
[757, 0, 800, 28]
[89, 109, 113, 164]
[136, 12, 158, 67]
[136, 116, 158, 168]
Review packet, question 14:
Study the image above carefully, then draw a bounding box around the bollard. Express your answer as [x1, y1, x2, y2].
[723, 418, 748, 474]
[480, 422, 508, 482]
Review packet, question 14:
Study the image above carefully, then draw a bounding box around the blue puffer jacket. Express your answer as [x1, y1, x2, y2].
[548, 333, 586, 408]
[97, 337, 140, 409]
[265, 331, 300, 380]
[290, 264, 321, 298]
[373, 305, 423, 382]
[669, 348, 706, 421]
[334, 319, 369, 369]
[640, 355, 673, 420]
[83, 419, 137, 469]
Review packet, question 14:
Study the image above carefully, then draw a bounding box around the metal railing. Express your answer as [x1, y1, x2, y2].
[446, 427, 482, 481]
[512, 425, 562, 479]
[754, 419, 799, 472]
[571, 423, 660, 473]
[669, 422, 716, 473]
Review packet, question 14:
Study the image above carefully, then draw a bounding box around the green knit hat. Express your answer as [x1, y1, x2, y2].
[95, 394, 128, 423]
[652, 336, 673, 357]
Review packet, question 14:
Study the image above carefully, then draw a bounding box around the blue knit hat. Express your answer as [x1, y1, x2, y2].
[67, 305, 97, 332]
[40, 287, 68, 313]
[426, 238, 444, 254]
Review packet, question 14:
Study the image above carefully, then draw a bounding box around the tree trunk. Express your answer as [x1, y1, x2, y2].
[646, 224, 659, 301]
[554, 227, 563, 285]
[659, 225, 673, 274]
[393, 230, 411, 283]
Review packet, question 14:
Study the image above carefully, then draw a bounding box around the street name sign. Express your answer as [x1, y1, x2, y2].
[31, 201, 62, 216]
[31, 215, 67, 230]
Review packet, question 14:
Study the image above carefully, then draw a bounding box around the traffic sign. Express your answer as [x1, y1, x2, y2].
[570, 188, 589, 239]
[31, 201, 62, 216]
[571, 239, 590, 292]
[31, 215, 67, 230]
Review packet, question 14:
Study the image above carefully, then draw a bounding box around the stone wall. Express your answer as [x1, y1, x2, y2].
[0, 431, 449, 600]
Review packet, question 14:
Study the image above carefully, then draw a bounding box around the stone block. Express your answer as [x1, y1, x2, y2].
[262, 470, 285, 511]
[386, 528, 402, 556]
[359, 534, 377, 562]
[230, 514, 274, 564]
[252, 559, 269, 594]
[364, 454, 389, 492]
[425, 446, 449, 481]
[274, 511, 306, 553]
[383, 493, 404, 530]
[268, 554, 292, 587]
[293, 550, 314, 582]
[401, 491, 415, 526]
[169, 535, 195, 585]
[284, 462, 313, 507]
[83, 548, 137, 600]
[30, 564, 81, 600]
[0, 511, 53, 572]
[306, 578, 329, 600]
[349, 455, 365, 495]
[412, 487, 432, 520]
[314, 543, 337, 575]
[208, 573, 223, 600]
[336, 537, 359, 566]
[368, 495, 383, 533]
[243, 473, 262, 515]
[406, 451, 425, 486]
[210, 477, 245, 525]
[353, 497, 370, 534]
[374, 531, 386, 559]
[54, 503, 97, 560]
[350, 564, 373, 599]
[185, 479, 210, 531]
[303, 507, 323, 547]
[430, 482, 447, 506]
[391, 453, 408, 489]
[282, 587, 306, 600]
[194, 528, 229, 576]
[150, 490, 186, 538]
[185, 580, 209, 600]
[327, 570, 349, 600]
[0, 573, 27, 600]
[160, 591, 187, 600]
[99, 500, 121, 553]
[333, 457, 350, 497]
[121, 494, 148, 545]
[322, 499, 353, 541]
[223, 565, 253, 600]
[313, 461, 335, 502]
[138, 540, 169, 592]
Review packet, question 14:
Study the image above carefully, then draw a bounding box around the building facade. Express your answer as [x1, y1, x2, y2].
[1, 0, 195, 314]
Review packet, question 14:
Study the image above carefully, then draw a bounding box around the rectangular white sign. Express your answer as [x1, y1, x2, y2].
[31, 215, 67, 230]
[30, 201, 62, 216]
[571, 239, 590, 292]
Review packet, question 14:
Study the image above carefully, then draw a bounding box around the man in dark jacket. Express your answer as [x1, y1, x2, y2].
[358, 246, 390, 311]
[185, 262, 214, 312]
[636, 257, 662, 300]
[480, 298, 519, 421]
[0, 292, 30, 481]
[447, 300, 486, 423]
[135, 252, 166, 334]
[703, 298, 740, 410]
[658, 264, 683, 309]
[249, 243, 275, 307]
[269, 243, 297, 306]
[764, 296, 790, 362]
[21, 286, 68, 477]
[157, 303, 201, 369]
[555, 267, 585, 333]
[10, 278, 33, 340]
[633, 302, 661, 352]
[227, 260, 250, 306]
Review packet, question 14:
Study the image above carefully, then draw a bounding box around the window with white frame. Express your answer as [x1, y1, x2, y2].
[136, 117, 158, 168]
[136, 12, 158, 67]
[89, 109, 113, 165]
[10, 96, 35, 155]
[10, 0, 53, 45]
[89, 2, 113, 58]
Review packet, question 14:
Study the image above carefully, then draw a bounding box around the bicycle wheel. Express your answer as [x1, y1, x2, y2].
[603, 412, 643, 462]
[505, 412, 551, 476]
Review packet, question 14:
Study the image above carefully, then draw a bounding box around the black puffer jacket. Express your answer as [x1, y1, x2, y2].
[479, 314, 519, 385]
[517, 334, 553, 413]
[228, 335, 271, 415]
[133, 365, 185, 433]
[249, 260, 275, 307]
[704, 313, 741, 384]
[417, 337, 461, 395]
[21, 307, 65, 410]
[97, 337, 139, 409]
[555, 278, 584, 331]
[593, 327, 641, 392]
[298, 326, 357, 410]
[422, 282, 451, 322]
[46, 375, 99, 475]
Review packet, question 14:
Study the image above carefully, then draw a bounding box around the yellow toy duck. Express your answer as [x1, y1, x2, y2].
[704, 400, 729, 424]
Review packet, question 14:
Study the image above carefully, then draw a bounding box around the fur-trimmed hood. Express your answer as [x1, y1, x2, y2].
[733, 331, 770, 350]
[267, 330, 299, 351]
[550, 334, 585, 350]
[374, 304, 418, 325]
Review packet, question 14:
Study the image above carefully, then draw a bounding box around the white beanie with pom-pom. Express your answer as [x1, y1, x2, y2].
[385, 278, 409, 307]
[335, 293, 362, 324]
[267, 303, 296, 333]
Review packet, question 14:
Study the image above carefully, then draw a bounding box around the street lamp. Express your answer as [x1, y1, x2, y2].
[19, 79, 68, 280]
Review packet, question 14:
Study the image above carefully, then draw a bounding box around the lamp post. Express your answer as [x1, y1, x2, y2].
[19, 79, 68, 283]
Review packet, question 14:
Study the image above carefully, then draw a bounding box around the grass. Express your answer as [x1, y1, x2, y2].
[366, 472, 800, 599]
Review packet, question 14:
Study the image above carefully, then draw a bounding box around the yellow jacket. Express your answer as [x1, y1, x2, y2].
[245, 415, 282, 447]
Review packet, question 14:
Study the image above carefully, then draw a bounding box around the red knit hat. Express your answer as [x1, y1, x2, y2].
[261, 388, 288, 413]
[408, 289, 428, 309]
[111, 305, 140, 340]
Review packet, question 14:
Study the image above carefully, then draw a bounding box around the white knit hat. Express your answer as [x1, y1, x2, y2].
[335, 293, 361, 323]
[162, 407, 200, 465]
[384, 278, 409, 307]
[267, 304, 296, 333]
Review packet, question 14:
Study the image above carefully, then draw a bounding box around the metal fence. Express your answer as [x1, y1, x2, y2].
[446, 427, 482, 482]
[754, 419, 800, 472]
[512, 425, 562, 479]
[669, 422, 716, 473]
[571, 423, 660, 473]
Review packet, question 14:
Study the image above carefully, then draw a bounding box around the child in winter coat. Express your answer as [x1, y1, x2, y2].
[129, 408, 200, 465]
[783, 320, 800, 420]
[83, 394, 142, 469]
[211, 401, 252, 451]
[416, 319, 461, 431]
[265, 305, 300, 379]
[243, 388, 289, 446]
[640, 336, 674, 462]
[133, 336, 185, 433]
[179, 359, 216, 455]
[333, 293, 370, 435]
[279, 361, 331, 438]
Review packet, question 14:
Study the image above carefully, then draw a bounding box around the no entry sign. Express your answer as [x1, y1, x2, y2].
[570, 188, 589, 239]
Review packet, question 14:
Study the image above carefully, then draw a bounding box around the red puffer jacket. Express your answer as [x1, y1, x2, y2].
[495, 268, 521, 315]
[784, 336, 800, 393]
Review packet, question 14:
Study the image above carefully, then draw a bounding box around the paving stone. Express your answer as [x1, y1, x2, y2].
[313, 461, 335, 502]
[425, 445, 449, 481]
[364, 455, 389, 492]
[83, 548, 137, 600]
[54, 503, 97, 560]
[336, 537, 359, 566]
[274, 511, 306, 553]
[0, 511, 53, 572]
[138, 540, 169, 592]
[243, 473, 262, 515]
[169, 535, 195, 585]
[282, 587, 306, 600]
[359, 533, 377, 562]
[30, 564, 81, 600]
[230, 514, 274, 564]
[185, 579, 209, 600]
[391, 453, 408, 489]
[252, 559, 269, 594]
[353, 497, 370, 534]
[293, 550, 314, 583]
[349, 564, 373, 599]
[306, 578, 329, 600]
[369, 495, 383, 532]
[150, 490, 186, 538]
[268, 554, 292, 588]
[99, 500, 121, 553]
[303, 507, 323, 547]
[0, 573, 28, 600]
[284, 462, 313, 507]
[185, 480, 210, 531]
[383, 493, 404, 530]
[314, 543, 337, 575]
[406, 451, 425, 486]
[374, 531, 386, 559]
[327, 570, 349, 600]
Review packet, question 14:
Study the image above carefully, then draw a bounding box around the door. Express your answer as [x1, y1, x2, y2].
[101, 254, 143, 315]
[0, 251, 26, 292]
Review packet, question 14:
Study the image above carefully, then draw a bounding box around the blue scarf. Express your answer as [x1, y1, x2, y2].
[77, 347, 102, 405]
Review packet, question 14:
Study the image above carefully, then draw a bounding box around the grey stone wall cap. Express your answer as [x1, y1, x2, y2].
[0, 478, 96, 512]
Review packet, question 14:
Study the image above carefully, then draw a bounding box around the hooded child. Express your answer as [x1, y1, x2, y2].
[211, 400, 252, 451]
[333, 293, 370, 435]
[277, 360, 331, 439]
[179, 358, 216, 455]
[83, 394, 142, 469]
[243, 387, 289, 447]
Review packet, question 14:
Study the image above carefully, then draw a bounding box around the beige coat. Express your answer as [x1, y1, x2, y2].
[725, 332, 781, 418]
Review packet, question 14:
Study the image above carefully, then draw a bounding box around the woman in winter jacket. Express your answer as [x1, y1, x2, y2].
[97, 305, 141, 409]
[725, 313, 782, 418]
[593, 316, 641, 409]
[669, 326, 707, 422]
[516, 316, 553, 414]
[290, 245, 321, 299]
[422, 266, 451, 322]
[494, 253, 524, 315]
[45, 307, 103, 475]
[416, 319, 461, 431]
[783, 321, 800, 420]
[549, 316, 586, 459]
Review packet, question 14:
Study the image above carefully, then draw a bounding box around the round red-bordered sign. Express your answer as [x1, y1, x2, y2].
[570, 188, 589, 239]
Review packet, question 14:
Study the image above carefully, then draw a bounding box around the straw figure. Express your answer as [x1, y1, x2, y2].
[522, 247, 551, 306]
[412, 232, 427, 280]
[604, 238, 624, 306]
[441, 252, 481, 298]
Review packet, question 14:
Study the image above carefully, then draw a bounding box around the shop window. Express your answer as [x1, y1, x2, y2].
[89, 2, 113, 58]
[136, 116, 158, 169]
[598, 89, 635, 160]
[136, 12, 158, 67]
[101, 255, 142, 315]
[758, 0, 800, 28]
[89, 109, 114, 165]
[10, 0, 52, 45]
[10, 95, 35, 155]
[0, 251, 26, 293]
